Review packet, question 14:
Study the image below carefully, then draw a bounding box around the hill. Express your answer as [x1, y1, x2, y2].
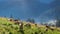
[0, 17, 60, 34]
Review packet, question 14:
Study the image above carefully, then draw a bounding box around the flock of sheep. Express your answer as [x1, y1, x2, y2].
[8, 18, 60, 34]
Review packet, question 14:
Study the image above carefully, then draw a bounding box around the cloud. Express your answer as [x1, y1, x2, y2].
[47, 20, 57, 25]
[0, 0, 51, 17]
[0, 0, 59, 23]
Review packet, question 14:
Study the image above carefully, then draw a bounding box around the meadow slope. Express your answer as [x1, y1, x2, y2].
[0, 17, 60, 34]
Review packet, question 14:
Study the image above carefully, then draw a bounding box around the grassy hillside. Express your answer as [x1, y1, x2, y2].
[0, 17, 60, 34]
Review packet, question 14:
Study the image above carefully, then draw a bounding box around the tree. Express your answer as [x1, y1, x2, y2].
[54, 0, 60, 27]
[56, 16, 60, 27]
[17, 17, 20, 20]
[26, 18, 35, 23]
[10, 14, 13, 18]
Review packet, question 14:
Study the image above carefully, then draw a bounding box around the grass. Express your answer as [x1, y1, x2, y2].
[0, 17, 60, 34]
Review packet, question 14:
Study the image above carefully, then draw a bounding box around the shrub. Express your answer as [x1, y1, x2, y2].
[9, 32, 12, 34]
[24, 23, 31, 28]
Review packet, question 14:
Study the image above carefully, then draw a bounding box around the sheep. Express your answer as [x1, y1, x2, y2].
[35, 24, 37, 27]
[8, 18, 13, 21]
[14, 19, 22, 25]
[45, 25, 54, 31]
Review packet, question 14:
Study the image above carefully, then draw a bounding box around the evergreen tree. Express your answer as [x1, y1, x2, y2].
[26, 18, 35, 23]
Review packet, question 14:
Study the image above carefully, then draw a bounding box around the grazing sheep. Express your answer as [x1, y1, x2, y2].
[45, 25, 54, 31]
[44, 28, 48, 33]
[51, 28, 54, 31]
[46, 25, 50, 28]
[45, 28, 48, 31]
[8, 18, 13, 21]
[35, 24, 37, 27]
[14, 19, 22, 25]
[14, 21, 20, 25]
[14, 19, 19, 21]
[19, 23, 23, 29]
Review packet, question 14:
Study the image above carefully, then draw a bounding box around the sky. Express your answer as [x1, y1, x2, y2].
[0, 0, 60, 23]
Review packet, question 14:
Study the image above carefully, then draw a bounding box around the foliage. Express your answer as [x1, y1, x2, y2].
[26, 18, 35, 23]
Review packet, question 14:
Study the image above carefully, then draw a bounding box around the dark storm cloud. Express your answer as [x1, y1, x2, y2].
[0, 0, 52, 18]
[0, 0, 59, 22]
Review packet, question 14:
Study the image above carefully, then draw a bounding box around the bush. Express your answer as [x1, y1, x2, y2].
[9, 32, 12, 34]
[24, 23, 31, 28]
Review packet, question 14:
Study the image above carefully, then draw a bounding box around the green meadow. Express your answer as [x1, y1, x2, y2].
[0, 17, 60, 34]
